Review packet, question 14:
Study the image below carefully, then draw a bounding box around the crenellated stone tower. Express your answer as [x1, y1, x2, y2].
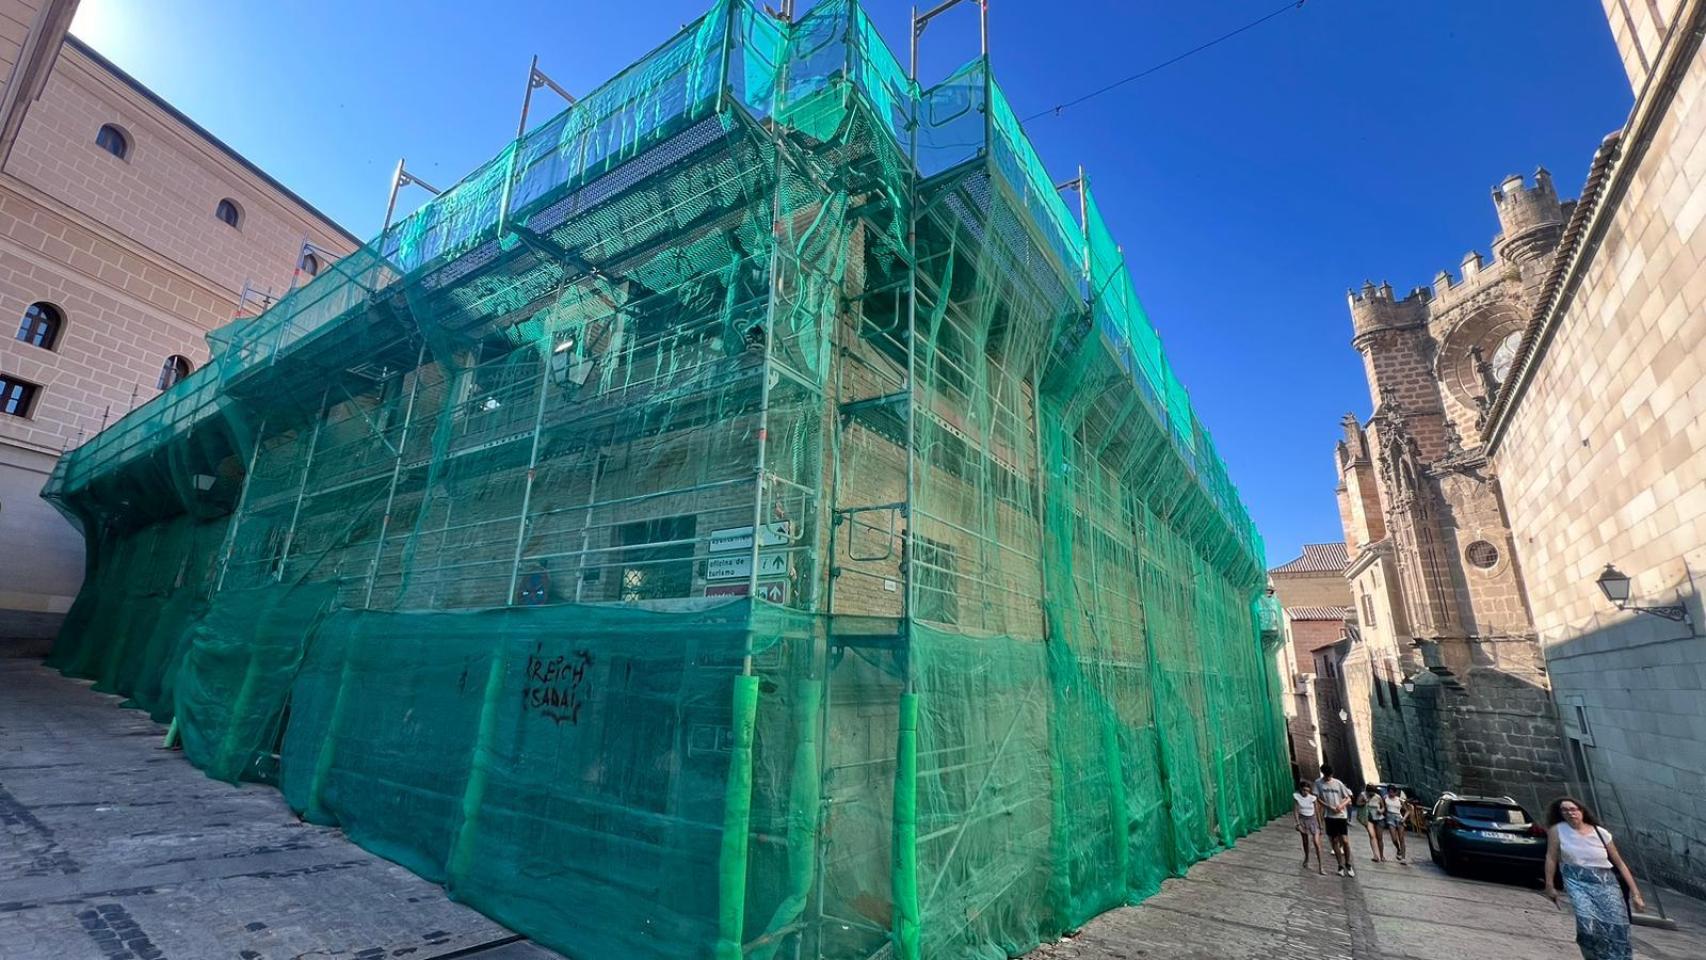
[1335, 171, 1570, 808]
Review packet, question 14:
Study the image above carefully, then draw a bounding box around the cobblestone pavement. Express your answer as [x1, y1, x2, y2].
[1026, 814, 1706, 960]
[0, 658, 561, 960]
[9, 656, 1703, 960]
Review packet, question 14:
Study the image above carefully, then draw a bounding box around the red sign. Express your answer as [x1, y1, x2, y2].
[702, 580, 789, 603]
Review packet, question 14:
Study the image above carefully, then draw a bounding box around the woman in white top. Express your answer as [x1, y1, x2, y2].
[1355, 786, 1385, 862]
[1543, 796, 1644, 960]
[1293, 780, 1325, 875]
[1380, 787, 1409, 863]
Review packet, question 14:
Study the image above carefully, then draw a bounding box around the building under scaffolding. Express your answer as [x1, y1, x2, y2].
[42, 3, 1290, 958]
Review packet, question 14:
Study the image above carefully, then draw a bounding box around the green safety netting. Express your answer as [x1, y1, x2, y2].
[42, 3, 1289, 958]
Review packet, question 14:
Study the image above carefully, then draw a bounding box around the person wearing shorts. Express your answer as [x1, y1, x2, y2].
[1357, 785, 1386, 862]
[1294, 780, 1325, 874]
[1314, 763, 1355, 877]
[1380, 787, 1409, 863]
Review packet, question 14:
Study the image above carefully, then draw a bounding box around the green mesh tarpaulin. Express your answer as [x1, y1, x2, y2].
[42, 3, 1288, 957]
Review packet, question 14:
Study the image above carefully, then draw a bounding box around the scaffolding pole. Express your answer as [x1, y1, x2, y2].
[274, 388, 331, 582]
[572, 455, 604, 603]
[500, 56, 576, 236]
[364, 343, 428, 609]
[743, 172, 788, 674]
[505, 352, 553, 604]
[213, 415, 271, 593]
[382, 159, 443, 237]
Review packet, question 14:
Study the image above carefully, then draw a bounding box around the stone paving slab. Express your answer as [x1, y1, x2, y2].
[7, 656, 1704, 960]
[1027, 819, 1706, 960]
[0, 659, 560, 960]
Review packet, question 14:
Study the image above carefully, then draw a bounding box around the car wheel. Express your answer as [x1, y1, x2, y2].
[1440, 848, 1458, 875]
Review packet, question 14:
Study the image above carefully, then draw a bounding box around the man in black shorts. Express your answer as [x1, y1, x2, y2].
[1313, 763, 1355, 877]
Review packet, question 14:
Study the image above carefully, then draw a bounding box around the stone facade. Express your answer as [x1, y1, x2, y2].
[1270, 543, 1352, 609]
[1268, 544, 1354, 782]
[1483, 0, 1706, 897]
[1281, 613, 1347, 781]
[1335, 171, 1572, 811]
[0, 0, 357, 642]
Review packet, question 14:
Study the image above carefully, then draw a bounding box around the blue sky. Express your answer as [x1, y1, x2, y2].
[70, 0, 1632, 565]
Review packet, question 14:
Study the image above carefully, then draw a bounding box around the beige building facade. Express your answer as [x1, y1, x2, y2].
[1485, 0, 1706, 897]
[0, 0, 356, 642]
[1268, 544, 1359, 782]
[1337, 167, 1572, 813]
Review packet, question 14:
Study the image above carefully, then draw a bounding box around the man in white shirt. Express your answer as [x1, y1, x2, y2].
[1313, 763, 1355, 877]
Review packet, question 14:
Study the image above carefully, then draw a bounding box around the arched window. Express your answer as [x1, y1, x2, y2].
[300, 251, 320, 276]
[215, 198, 242, 228]
[15, 302, 63, 350]
[157, 354, 193, 390]
[95, 123, 129, 159]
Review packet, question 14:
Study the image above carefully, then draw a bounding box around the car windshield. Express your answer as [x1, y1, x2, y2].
[1454, 803, 1529, 824]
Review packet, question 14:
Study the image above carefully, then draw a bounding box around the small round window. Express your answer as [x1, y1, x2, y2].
[1465, 540, 1499, 570]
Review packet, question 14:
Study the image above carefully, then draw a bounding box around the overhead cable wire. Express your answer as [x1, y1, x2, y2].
[1023, 0, 1308, 123]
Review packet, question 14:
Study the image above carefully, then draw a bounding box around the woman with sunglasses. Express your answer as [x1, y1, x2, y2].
[1543, 796, 1644, 960]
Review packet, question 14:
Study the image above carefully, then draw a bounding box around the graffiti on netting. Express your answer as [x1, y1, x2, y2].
[521, 647, 594, 725]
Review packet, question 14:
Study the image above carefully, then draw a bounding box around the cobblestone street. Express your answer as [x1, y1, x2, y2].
[5, 655, 1704, 960]
[0, 658, 560, 960]
[1026, 813, 1706, 960]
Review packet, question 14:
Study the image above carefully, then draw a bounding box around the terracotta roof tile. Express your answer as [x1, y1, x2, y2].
[1269, 543, 1349, 575]
[1286, 606, 1351, 621]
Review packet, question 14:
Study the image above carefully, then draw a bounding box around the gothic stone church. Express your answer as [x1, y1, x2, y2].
[1334, 171, 1571, 810]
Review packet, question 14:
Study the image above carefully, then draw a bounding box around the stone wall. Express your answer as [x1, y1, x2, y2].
[7, 42, 354, 300]
[1601, 0, 1681, 90]
[1284, 616, 1347, 781]
[1271, 571, 1351, 611]
[1491, 0, 1706, 896]
[0, 8, 355, 640]
[1339, 164, 1571, 818]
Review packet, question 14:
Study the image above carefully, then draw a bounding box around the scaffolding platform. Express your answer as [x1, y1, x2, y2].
[40, 4, 1289, 959]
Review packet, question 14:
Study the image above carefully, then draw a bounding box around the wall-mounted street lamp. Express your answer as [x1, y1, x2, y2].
[1594, 564, 1691, 623]
[1401, 676, 1416, 694]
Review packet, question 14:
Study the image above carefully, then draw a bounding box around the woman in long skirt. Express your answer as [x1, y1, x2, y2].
[1543, 796, 1646, 960]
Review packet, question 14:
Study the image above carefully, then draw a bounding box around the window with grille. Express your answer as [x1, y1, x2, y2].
[1, 375, 41, 417]
[1466, 540, 1499, 570]
[616, 515, 696, 601]
[15, 302, 62, 350]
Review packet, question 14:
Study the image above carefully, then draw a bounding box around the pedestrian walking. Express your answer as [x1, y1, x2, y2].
[1543, 796, 1645, 960]
[1294, 780, 1326, 874]
[1313, 763, 1355, 877]
[1357, 784, 1386, 862]
[1380, 786, 1409, 863]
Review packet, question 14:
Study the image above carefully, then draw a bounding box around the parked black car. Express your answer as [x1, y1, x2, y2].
[1426, 793, 1547, 877]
